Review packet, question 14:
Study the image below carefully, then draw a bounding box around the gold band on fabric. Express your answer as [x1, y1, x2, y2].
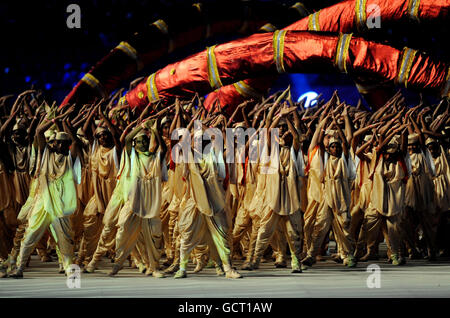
[355, 0, 367, 31]
[192, 3, 202, 13]
[206, 45, 223, 90]
[116, 41, 143, 71]
[334, 33, 353, 73]
[233, 81, 263, 99]
[291, 2, 309, 17]
[273, 30, 287, 74]
[81, 73, 107, 97]
[308, 10, 321, 31]
[397, 47, 418, 88]
[146, 73, 159, 102]
[118, 96, 127, 106]
[408, 0, 421, 22]
[152, 19, 169, 35]
[259, 23, 277, 33]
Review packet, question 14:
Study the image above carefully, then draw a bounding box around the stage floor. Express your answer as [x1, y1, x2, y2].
[1, 254, 449, 298]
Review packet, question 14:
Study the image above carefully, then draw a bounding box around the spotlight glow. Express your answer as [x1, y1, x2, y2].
[298, 91, 318, 108]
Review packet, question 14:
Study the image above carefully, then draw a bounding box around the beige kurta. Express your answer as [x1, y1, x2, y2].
[354, 152, 373, 211]
[10, 144, 31, 206]
[323, 155, 352, 214]
[306, 145, 323, 204]
[265, 146, 301, 216]
[33, 149, 78, 221]
[432, 146, 450, 212]
[129, 150, 163, 218]
[405, 152, 435, 213]
[0, 160, 13, 211]
[89, 143, 118, 213]
[77, 140, 93, 206]
[370, 152, 407, 217]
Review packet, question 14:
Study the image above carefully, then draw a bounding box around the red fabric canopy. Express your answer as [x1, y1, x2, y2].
[124, 31, 449, 112]
[202, 0, 450, 111]
[60, 1, 312, 107]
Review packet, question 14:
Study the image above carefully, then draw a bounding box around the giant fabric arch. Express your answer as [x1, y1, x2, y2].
[60, 1, 316, 107]
[202, 0, 450, 111]
[123, 31, 449, 112]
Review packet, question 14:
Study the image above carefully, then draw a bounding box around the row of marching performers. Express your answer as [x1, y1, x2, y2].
[1, 89, 449, 279]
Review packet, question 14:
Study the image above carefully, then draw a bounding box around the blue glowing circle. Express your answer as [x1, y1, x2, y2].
[297, 91, 318, 108]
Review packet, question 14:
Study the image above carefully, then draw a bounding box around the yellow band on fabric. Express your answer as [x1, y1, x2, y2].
[193, 3, 202, 13]
[334, 33, 353, 73]
[442, 67, 450, 98]
[116, 41, 138, 60]
[397, 47, 418, 88]
[308, 10, 321, 31]
[118, 96, 127, 106]
[291, 2, 309, 17]
[273, 30, 287, 74]
[81, 73, 107, 97]
[152, 19, 169, 35]
[408, 0, 421, 22]
[233, 81, 263, 99]
[146, 73, 159, 102]
[259, 23, 277, 33]
[206, 45, 223, 90]
[116, 41, 143, 71]
[355, 0, 367, 31]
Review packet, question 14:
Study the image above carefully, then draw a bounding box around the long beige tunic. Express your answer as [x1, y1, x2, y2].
[265, 146, 301, 216]
[323, 155, 352, 214]
[128, 150, 163, 218]
[32, 148, 78, 222]
[0, 159, 13, 211]
[405, 152, 435, 213]
[90, 143, 118, 213]
[354, 152, 373, 210]
[370, 152, 407, 217]
[306, 145, 323, 204]
[77, 140, 93, 206]
[10, 144, 31, 206]
[432, 146, 450, 212]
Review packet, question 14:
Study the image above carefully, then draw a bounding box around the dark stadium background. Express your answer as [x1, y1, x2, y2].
[0, 0, 447, 109]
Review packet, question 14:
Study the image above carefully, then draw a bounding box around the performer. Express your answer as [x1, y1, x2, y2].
[252, 104, 304, 273]
[302, 112, 357, 267]
[77, 102, 120, 266]
[173, 115, 242, 279]
[109, 118, 167, 277]
[10, 106, 80, 278]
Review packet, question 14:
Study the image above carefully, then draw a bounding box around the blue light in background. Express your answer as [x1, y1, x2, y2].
[45, 83, 52, 90]
[298, 91, 319, 108]
[4, 67, 9, 74]
[25, 76, 31, 83]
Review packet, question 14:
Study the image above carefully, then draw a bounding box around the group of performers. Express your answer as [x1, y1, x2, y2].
[0, 87, 449, 279]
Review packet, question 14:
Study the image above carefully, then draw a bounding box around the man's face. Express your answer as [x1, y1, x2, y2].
[408, 142, 421, 154]
[48, 140, 58, 152]
[278, 124, 288, 137]
[134, 135, 150, 153]
[162, 123, 170, 138]
[11, 129, 27, 146]
[97, 131, 113, 148]
[56, 140, 71, 155]
[328, 142, 342, 157]
[427, 142, 440, 158]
